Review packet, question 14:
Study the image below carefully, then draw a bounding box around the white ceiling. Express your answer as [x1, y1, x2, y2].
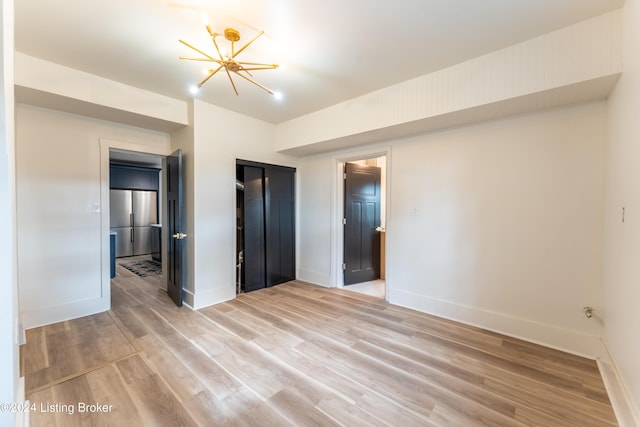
[15, 0, 624, 124]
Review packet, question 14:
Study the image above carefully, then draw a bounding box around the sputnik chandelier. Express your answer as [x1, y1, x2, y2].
[179, 25, 279, 95]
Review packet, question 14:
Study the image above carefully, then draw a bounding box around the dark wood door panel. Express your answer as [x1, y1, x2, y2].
[243, 166, 266, 292]
[344, 163, 381, 285]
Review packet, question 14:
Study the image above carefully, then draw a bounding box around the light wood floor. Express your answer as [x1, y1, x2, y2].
[21, 263, 618, 426]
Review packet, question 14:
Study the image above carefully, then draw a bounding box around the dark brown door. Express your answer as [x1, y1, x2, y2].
[265, 167, 295, 286]
[166, 149, 185, 306]
[243, 166, 266, 292]
[344, 162, 381, 285]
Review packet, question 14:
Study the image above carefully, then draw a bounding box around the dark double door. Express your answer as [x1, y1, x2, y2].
[238, 161, 295, 292]
[344, 162, 382, 285]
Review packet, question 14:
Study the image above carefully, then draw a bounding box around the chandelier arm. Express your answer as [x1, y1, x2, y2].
[198, 64, 225, 87]
[233, 70, 274, 95]
[179, 56, 224, 65]
[234, 64, 254, 78]
[211, 34, 228, 64]
[179, 39, 216, 60]
[231, 31, 265, 59]
[235, 61, 278, 68]
[236, 65, 279, 71]
[225, 69, 239, 95]
[209, 33, 239, 94]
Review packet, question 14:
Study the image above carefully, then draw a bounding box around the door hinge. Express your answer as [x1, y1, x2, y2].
[343, 173, 347, 179]
[342, 263, 346, 270]
[343, 218, 347, 225]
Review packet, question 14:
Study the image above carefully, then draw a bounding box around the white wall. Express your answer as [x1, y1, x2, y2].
[16, 104, 170, 328]
[13, 96, 295, 324]
[297, 156, 335, 285]
[188, 100, 296, 309]
[389, 102, 606, 356]
[602, 0, 640, 423]
[0, 0, 20, 425]
[15, 53, 188, 132]
[297, 102, 608, 358]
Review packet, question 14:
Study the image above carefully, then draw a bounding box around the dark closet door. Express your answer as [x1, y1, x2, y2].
[265, 167, 295, 286]
[243, 166, 266, 292]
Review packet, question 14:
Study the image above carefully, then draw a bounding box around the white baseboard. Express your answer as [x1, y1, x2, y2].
[20, 296, 110, 330]
[182, 288, 195, 308]
[16, 377, 27, 427]
[388, 288, 600, 359]
[296, 268, 332, 287]
[597, 340, 640, 427]
[192, 285, 235, 310]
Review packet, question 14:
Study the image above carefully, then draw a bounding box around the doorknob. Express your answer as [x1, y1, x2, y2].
[172, 232, 188, 240]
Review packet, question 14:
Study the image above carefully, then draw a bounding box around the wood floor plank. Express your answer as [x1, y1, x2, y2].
[49, 374, 96, 427]
[20, 326, 48, 376]
[83, 364, 144, 426]
[115, 355, 199, 426]
[27, 387, 56, 427]
[451, 352, 618, 424]
[293, 339, 438, 419]
[24, 311, 136, 394]
[484, 377, 617, 426]
[351, 339, 517, 418]
[135, 335, 232, 426]
[216, 389, 293, 427]
[268, 389, 340, 427]
[315, 396, 389, 427]
[21, 271, 618, 426]
[128, 306, 243, 400]
[411, 328, 590, 395]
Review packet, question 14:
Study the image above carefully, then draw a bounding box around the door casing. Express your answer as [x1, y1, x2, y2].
[331, 147, 390, 295]
[101, 139, 170, 311]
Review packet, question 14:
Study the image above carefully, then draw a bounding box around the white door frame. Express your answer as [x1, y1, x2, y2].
[331, 146, 391, 296]
[99, 138, 171, 303]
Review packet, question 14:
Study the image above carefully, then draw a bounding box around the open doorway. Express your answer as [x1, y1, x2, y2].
[337, 153, 387, 300]
[108, 149, 166, 294]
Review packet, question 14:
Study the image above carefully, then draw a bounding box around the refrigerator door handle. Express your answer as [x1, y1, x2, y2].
[131, 228, 134, 243]
[130, 213, 134, 227]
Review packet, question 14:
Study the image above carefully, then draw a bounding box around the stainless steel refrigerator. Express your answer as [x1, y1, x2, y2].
[110, 189, 158, 257]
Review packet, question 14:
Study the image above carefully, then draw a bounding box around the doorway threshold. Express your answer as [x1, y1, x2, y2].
[342, 279, 385, 299]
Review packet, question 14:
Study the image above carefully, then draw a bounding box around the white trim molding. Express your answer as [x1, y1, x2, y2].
[597, 340, 640, 427]
[389, 287, 602, 359]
